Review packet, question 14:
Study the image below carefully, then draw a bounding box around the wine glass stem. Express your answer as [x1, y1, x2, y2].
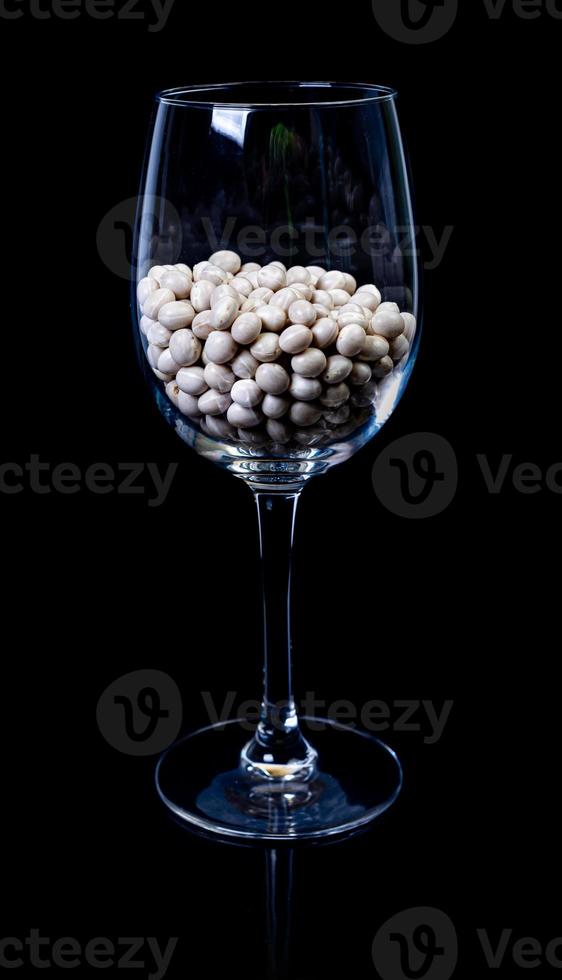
[253, 490, 301, 745]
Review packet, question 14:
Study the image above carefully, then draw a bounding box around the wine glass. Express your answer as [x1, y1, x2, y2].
[131, 82, 420, 840]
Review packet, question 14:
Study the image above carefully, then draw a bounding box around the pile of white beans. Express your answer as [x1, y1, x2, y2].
[137, 251, 416, 448]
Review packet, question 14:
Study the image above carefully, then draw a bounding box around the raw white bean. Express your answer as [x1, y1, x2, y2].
[323, 354, 353, 384]
[212, 284, 241, 305]
[359, 334, 390, 362]
[168, 329, 201, 367]
[311, 317, 338, 349]
[311, 289, 333, 308]
[401, 312, 417, 342]
[289, 375, 322, 401]
[269, 287, 299, 311]
[250, 333, 281, 363]
[337, 309, 369, 329]
[312, 303, 331, 319]
[291, 348, 327, 378]
[163, 265, 176, 271]
[230, 276, 253, 297]
[247, 287, 274, 305]
[286, 266, 311, 286]
[231, 379, 263, 408]
[165, 380, 180, 407]
[288, 300, 316, 326]
[329, 288, 350, 308]
[289, 401, 322, 427]
[177, 391, 202, 417]
[205, 415, 237, 439]
[158, 348, 182, 375]
[231, 312, 262, 345]
[291, 282, 313, 301]
[231, 350, 259, 379]
[137, 277, 158, 306]
[342, 273, 357, 294]
[240, 262, 261, 273]
[143, 288, 175, 319]
[357, 284, 382, 302]
[208, 250, 242, 275]
[153, 369, 174, 382]
[389, 334, 410, 361]
[317, 270, 346, 291]
[269, 261, 286, 272]
[353, 290, 380, 312]
[176, 365, 208, 395]
[191, 310, 214, 340]
[371, 355, 394, 378]
[147, 265, 167, 283]
[175, 263, 192, 277]
[371, 310, 404, 339]
[349, 362, 372, 386]
[159, 270, 192, 299]
[243, 270, 260, 289]
[158, 300, 195, 330]
[262, 393, 290, 418]
[204, 331, 238, 364]
[254, 304, 286, 332]
[279, 324, 313, 354]
[227, 403, 262, 428]
[193, 261, 227, 286]
[210, 296, 239, 330]
[266, 418, 292, 443]
[147, 322, 172, 347]
[146, 343, 161, 369]
[190, 280, 215, 312]
[377, 301, 400, 313]
[257, 265, 286, 291]
[204, 362, 235, 393]
[255, 363, 290, 395]
[320, 383, 350, 407]
[337, 324, 367, 357]
[139, 314, 155, 337]
[198, 389, 232, 416]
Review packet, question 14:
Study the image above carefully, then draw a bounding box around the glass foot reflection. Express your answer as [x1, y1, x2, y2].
[156, 717, 402, 841]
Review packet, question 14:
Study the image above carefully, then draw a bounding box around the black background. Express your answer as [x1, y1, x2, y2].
[2, 1, 561, 978]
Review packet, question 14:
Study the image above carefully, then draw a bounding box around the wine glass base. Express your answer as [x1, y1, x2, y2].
[155, 717, 402, 841]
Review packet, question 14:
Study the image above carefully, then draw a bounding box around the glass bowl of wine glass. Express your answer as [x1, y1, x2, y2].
[132, 81, 420, 841]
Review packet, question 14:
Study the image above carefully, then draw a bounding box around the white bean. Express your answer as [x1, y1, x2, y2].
[266, 418, 293, 443]
[257, 264, 286, 291]
[357, 284, 382, 302]
[212, 283, 241, 305]
[286, 266, 311, 286]
[191, 310, 214, 340]
[190, 280, 215, 312]
[205, 415, 237, 439]
[377, 301, 400, 313]
[193, 261, 227, 286]
[158, 300, 195, 330]
[255, 363, 290, 395]
[208, 250, 242, 275]
[323, 354, 353, 384]
[317, 270, 346, 291]
[254, 304, 286, 333]
[312, 303, 331, 319]
[247, 286, 274, 305]
[137, 277, 158, 306]
[351, 381, 377, 407]
[337, 310, 369, 329]
[231, 350, 259, 379]
[269, 287, 299, 311]
[153, 368, 174, 382]
[329, 288, 350, 308]
[231, 312, 262, 345]
[401, 312, 417, 342]
[243, 269, 260, 289]
[289, 401, 322, 427]
[177, 391, 202, 417]
[175, 263, 192, 277]
[342, 273, 357, 294]
[204, 362, 235, 393]
[390, 334, 410, 361]
[291, 282, 313, 301]
[291, 348, 327, 378]
[210, 296, 239, 330]
[159, 270, 192, 299]
[371, 310, 404, 339]
[288, 300, 316, 326]
[335, 324, 364, 357]
[311, 317, 338, 349]
[176, 365, 208, 395]
[147, 265, 167, 283]
[231, 379, 263, 408]
[289, 375, 322, 401]
[139, 314, 155, 337]
[262, 393, 290, 419]
[279, 324, 313, 354]
[311, 289, 333, 308]
[353, 290, 380, 312]
[158, 348, 182, 375]
[142, 287, 175, 319]
[165, 380, 180, 407]
[359, 334, 390, 362]
[168, 329, 201, 367]
[349, 362, 372, 386]
[230, 276, 253, 298]
[227, 403, 262, 428]
[240, 262, 261, 273]
[250, 333, 281, 363]
[320, 383, 350, 408]
[371, 355, 394, 378]
[147, 322, 172, 347]
[204, 331, 238, 364]
[198, 389, 232, 416]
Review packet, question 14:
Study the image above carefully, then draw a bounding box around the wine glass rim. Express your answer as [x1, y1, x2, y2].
[156, 81, 398, 109]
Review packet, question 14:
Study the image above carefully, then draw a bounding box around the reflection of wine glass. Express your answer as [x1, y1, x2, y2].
[132, 82, 420, 840]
